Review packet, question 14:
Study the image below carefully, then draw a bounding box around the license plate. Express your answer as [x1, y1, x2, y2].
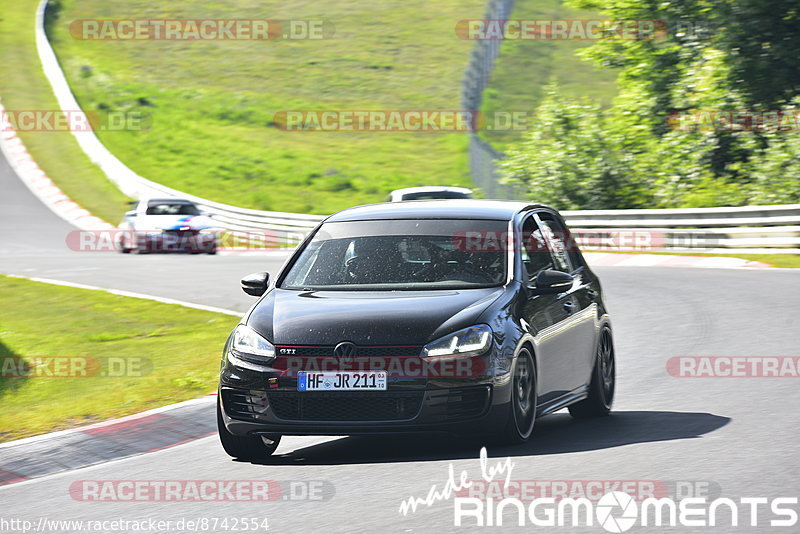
[297, 371, 387, 391]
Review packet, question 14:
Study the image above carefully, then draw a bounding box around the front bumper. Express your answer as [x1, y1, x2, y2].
[218, 352, 514, 437]
[135, 230, 217, 252]
[219, 384, 511, 437]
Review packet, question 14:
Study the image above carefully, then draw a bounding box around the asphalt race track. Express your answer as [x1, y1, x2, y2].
[1, 149, 799, 533]
[0, 152, 288, 313]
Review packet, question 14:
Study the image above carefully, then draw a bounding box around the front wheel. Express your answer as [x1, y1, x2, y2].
[500, 347, 537, 444]
[118, 233, 132, 254]
[217, 401, 281, 460]
[569, 326, 615, 418]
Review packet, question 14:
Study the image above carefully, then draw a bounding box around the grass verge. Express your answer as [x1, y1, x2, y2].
[44, 0, 484, 214]
[0, 0, 131, 223]
[0, 275, 237, 442]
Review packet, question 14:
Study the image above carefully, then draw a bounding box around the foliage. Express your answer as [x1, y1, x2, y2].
[503, 0, 800, 209]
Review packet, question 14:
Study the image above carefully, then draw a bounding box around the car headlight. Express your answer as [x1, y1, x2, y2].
[422, 325, 492, 359]
[229, 324, 276, 365]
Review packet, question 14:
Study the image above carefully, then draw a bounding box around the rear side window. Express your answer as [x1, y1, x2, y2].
[520, 216, 553, 282]
[537, 212, 581, 272]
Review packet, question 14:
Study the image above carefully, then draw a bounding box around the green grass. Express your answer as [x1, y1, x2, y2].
[0, 275, 237, 442]
[591, 250, 800, 268]
[1, 0, 619, 219]
[0, 0, 131, 223]
[479, 0, 618, 148]
[42, 0, 487, 214]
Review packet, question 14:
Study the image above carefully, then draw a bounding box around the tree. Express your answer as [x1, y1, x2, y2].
[502, 0, 800, 209]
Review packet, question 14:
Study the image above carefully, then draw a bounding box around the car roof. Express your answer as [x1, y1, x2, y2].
[141, 197, 196, 204]
[326, 199, 551, 222]
[391, 186, 473, 195]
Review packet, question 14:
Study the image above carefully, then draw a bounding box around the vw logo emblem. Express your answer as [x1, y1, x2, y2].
[334, 341, 357, 364]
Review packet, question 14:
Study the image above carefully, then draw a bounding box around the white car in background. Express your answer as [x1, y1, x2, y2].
[117, 198, 220, 254]
[387, 186, 474, 202]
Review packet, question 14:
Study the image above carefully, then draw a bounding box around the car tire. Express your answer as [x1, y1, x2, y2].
[500, 347, 537, 444]
[207, 247, 217, 255]
[118, 234, 132, 254]
[569, 326, 615, 419]
[217, 401, 281, 460]
[134, 238, 150, 254]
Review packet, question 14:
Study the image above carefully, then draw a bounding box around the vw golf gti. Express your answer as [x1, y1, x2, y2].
[217, 200, 615, 459]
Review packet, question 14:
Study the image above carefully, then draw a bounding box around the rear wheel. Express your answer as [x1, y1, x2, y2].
[500, 347, 537, 444]
[217, 401, 281, 460]
[569, 327, 615, 418]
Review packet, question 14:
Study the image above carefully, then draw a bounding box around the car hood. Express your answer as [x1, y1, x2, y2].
[247, 287, 506, 346]
[132, 214, 215, 231]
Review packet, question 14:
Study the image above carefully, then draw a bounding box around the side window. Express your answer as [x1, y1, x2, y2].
[520, 216, 552, 282]
[536, 213, 575, 273]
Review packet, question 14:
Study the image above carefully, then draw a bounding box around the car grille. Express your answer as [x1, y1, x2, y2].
[274, 345, 423, 358]
[268, 391, 424, 421]
[162, 229, 199, 235]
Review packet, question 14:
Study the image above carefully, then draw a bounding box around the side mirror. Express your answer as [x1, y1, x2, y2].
[241, 272, 270, 296]
[201, 211, 213, 218]
[532, 269, 573, 295]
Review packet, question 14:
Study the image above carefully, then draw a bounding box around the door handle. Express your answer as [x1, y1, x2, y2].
[563, 300, 577, 313]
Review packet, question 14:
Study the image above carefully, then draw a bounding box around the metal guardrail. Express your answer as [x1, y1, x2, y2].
[562, 206, 800, 254]
[34, 0, 799, 254]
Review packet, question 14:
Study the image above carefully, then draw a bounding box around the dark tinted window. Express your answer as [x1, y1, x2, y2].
[146, 201, 200, 216]
[537, 213, 578, 272]
[520, 216, 553, 281]
[281, 219, 507, 290]
[401, 191, 473, 201]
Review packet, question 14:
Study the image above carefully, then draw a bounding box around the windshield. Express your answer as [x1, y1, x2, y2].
[146, 201, 200, 216]
[280, 219, 508, 290]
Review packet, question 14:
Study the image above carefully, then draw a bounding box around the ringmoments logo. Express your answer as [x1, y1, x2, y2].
[399, 449, 799, 530]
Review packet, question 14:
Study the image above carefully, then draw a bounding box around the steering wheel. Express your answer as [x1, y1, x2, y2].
[345, 255, 369, 282]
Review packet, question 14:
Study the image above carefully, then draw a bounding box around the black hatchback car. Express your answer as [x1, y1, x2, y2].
[217, 200, 615, 459]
